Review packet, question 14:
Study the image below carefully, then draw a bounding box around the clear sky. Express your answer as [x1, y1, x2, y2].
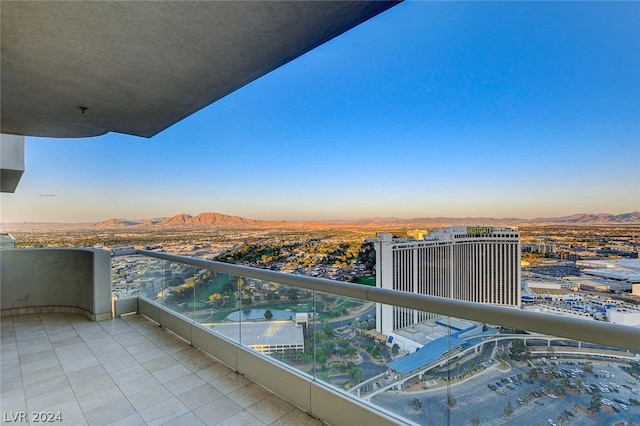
[2, 1, 639, 223]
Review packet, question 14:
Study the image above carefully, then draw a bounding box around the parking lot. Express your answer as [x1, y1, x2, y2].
[373, 358, 640, 425]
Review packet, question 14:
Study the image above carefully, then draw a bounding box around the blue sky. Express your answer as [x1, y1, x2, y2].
[2, 1, 639, 223]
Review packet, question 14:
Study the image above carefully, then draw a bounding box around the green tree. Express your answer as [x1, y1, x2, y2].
[583, 361, 594, 375]
[314, 348, 327, 366]
[349, 367, 363, 382]
[264, 309, 273, 320]
[503, 401, 513, 418]
[557, 410, 570, 426]
[287, 288, 299, 303]
[588, 388, 602, 413]
[447, 393, 457, 409]
[529, 367, 540, 381]
[412, 398, 422, 413]
[391, 343, 400, 356]
[509, 340, 530, 361]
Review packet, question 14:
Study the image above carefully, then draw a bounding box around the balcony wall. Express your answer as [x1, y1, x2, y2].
[0, 248, 112, 320]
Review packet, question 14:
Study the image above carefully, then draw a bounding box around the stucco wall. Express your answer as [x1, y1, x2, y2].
[0, 248, 111, 320]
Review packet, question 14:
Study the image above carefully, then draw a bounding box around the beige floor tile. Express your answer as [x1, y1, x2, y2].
[180, 353, 217, 372]
[84, 398, 137, 426]
[19, 348, 57, 365]
[50, 333, 84, 347]
[151, 363, 190, 384]
[193, 396, 243, 425]
[101, 355, 140, 373]
[156, 339, 191, 355]
[228, 383, 272, 408]
[109, 364, 150, 385]
[117, 373, 162, 397]
[0, 394, 26, 412]
[171, 346, 202, 362]
[211, 372, 252, 394]
[20, 355, 61, 375]
[60, 353, 101, 373]
[58, 413, 89, 426]
[114, 332, 151, 347]
[126, 340, 158, 356]
[194, 362, 233, 382]
[270, 408, 325, 426]
[160, 411, 207, 426]
[105, 412, 146, 426]
[70, 373, 117, 397]
[22, 364, 65, 386]
[143, 355, 181, 373]
[26, 386, 76, 412]
[76, 385, 126, 412]
[1, 373, 24, 393]
[66, 364, 109, 384]
[24, 374, 70, 398]
[93, 346, 131, 364]
[163, 372, 206, 396]
[176, 383, 223, 410]
[17, 341, 53, 356]
[132, 346, 165, 364]
[125, 385, 174, 412]
[216, 410, 267, 426]
[45, 398, 84, 421]
[245, 394, 295, 425]
[137, 396, 189, 426]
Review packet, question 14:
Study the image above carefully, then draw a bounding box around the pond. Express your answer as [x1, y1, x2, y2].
[227, 308, 300, 321]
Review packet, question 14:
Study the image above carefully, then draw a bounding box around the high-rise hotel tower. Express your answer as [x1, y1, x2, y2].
[370, 226, 521, 336]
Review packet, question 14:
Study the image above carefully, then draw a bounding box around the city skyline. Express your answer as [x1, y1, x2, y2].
[1, 1, 639, 224]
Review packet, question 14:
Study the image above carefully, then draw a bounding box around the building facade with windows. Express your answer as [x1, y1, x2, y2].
[370, 226, 521, 337]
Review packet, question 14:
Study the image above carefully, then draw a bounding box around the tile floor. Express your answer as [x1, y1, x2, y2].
[0, 313, 325, 425]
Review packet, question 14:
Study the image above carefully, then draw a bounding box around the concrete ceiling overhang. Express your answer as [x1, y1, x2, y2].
[1, 1, 400, 139]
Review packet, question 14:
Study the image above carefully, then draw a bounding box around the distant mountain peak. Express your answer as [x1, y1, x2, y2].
[94, 218, 138, 228]
[88, 210, 640, 229]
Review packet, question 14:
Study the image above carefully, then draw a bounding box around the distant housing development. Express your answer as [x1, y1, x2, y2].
[369, 226, 521, 349]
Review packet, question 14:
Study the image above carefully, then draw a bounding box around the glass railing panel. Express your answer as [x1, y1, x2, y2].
[311, 290, 381, 396]
[196, 272, 314, 373]
[365, 306, 464, 425]
[154, 259, 195, 319]
[242, 282, 316, 373]
[191, 270, 246, 344]
[371, 313, 640, 426]
[111, 254, 164, 300]
[120, 253, 640, 425]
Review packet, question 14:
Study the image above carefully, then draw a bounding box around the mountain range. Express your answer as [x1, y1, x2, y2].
[90, 211, 640, 229]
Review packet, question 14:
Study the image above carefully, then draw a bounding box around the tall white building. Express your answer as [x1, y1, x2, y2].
[370, 226, 521, 336]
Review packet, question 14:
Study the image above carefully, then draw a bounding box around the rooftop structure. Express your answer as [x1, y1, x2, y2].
[577, 259, 640, 283]
[209, 321, 304, 356]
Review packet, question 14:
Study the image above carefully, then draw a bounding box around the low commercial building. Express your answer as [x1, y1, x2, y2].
[210, 320, 304, 356]
[607, 308, 640, 326]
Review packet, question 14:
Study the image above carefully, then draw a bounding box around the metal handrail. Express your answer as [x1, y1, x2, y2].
[118, 249, 640, 353]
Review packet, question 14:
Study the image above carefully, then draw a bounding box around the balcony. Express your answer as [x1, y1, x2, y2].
[2, 248, 640, 425]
